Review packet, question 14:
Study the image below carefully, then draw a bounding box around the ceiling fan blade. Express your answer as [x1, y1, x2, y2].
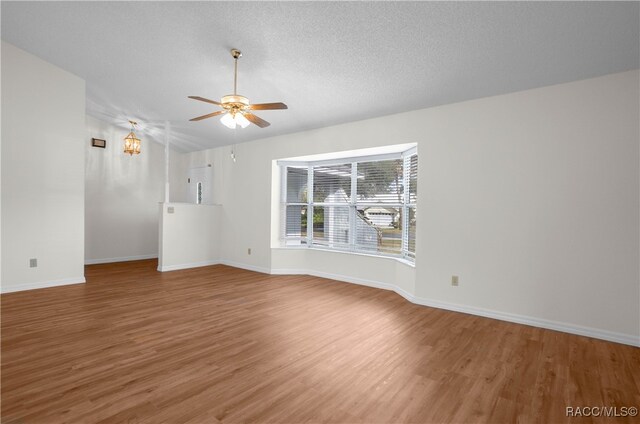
[188, 96, 222, 106]
[244, 113, 271, 128]
[189, 110, 225, 121]
[247, 102, 288, 110]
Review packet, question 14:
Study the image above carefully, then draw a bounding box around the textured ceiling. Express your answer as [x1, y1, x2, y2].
[2, 1, 638, 152]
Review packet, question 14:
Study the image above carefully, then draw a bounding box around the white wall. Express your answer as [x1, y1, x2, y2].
[415, 71, 639, 342]
[85, 116, 165, 264]
[158, 203, 221, 271]
[1, 41, 86, 292]
[169, 149, 189, 203]
[183, 70, 639, 345]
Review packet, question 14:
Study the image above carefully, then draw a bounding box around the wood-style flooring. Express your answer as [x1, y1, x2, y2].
[2, 260, 639, 423]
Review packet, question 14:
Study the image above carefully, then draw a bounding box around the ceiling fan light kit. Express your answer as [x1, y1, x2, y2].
[188, 49, 287, 129]
[221, 110, 250, 129]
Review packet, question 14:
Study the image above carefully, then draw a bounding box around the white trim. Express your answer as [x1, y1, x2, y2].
[402, 145, 418, 157]
[278, 152, 404, 168]
[267, 267, 639, 347]
[277, 143, 417, 165]
[219, 259, 271, 274]
[406, 296, 640, 347]
[85, 254, 158, 265]
[157, 259, 272, 274]
[158, 260, 219, 272]
[306, 165, 313, 246]
[1, 276, 86, 294]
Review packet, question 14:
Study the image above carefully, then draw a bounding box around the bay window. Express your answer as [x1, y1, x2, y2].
[280, 146, 417, 261]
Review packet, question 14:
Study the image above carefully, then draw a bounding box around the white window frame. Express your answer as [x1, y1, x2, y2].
[279, 146, 417, 262]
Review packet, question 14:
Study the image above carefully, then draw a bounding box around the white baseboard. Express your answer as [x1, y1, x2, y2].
[1, 276, 86, 294]
[406, 296, 639, 347]
[157, 260, 219, 272]
[85, 254, 158, 265]
[220, 259, 271, 274]
[269, 268, 640, 347]
[157, 258, 271, 274]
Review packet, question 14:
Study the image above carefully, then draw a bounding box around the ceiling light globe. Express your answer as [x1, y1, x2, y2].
[235, 113, 250, 128]
[220, 112, 237, 129]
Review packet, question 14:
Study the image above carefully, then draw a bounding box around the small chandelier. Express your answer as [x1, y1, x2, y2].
[123, 120, 141, 155]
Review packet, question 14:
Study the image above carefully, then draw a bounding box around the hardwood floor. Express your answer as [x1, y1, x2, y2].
[2, 260, 639, 423]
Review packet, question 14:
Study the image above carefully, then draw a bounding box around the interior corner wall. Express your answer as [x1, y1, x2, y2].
[169, 149, 189, 203]
[191, 69, 639, 343]
[1, 41, 86, 292]
[84, 116, 166, 264]
[158, 203, 221, 271]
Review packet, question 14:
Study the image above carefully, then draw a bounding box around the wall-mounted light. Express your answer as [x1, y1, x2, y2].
[123, 120, 141, 155]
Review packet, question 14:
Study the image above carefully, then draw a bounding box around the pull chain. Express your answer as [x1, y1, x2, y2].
[231, 120, 237, 163]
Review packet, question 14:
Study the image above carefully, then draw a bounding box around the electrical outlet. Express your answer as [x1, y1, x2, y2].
[30, 258, 38, 268]
[167, 206, 175, 214]
[451, 275, 459, 286]
[247, 248, 252, 255]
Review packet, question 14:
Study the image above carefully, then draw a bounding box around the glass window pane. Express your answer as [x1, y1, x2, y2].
[355, 206, 402, 255]
[313, 164, 352, 203]
[407, 207, 416, 254]
[286, 167, 308, 203]
[312, 206, 350, 247]
[285, 205, 307, 241]
[356, 159, 403, 204]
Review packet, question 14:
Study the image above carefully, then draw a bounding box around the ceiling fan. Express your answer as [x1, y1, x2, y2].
[188, 49, 287, 129]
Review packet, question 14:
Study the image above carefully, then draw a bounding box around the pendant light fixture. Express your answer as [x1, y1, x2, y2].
[123, 120, 141, 155]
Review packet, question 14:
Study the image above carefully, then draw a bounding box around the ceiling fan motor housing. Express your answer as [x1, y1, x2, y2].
[221, 94, 249, 111]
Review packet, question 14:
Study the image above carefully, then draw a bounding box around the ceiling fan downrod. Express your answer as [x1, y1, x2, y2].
[231, 48, 242, 95]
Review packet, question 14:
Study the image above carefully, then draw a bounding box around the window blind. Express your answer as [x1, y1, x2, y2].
[313, 164, 352, 203]
[356, 159, 403, 204]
